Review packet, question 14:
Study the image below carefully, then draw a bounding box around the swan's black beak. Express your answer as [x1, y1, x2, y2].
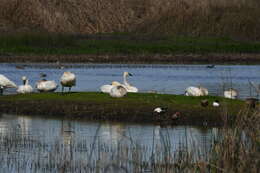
[128, 73, 133, 76]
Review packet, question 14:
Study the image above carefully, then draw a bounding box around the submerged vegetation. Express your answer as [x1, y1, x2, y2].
[0, 92, 247, 126]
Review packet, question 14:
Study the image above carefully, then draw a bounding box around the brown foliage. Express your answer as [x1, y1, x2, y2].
[0, 0, 260, 40]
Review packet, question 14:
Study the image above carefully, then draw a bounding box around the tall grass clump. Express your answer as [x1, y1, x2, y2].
[208, 109, 260, 172]
[0, 0, 260, 40]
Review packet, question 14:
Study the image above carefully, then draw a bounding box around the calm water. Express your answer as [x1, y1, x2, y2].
[0, 63, 259, 99]
[0, 114, 218, 173]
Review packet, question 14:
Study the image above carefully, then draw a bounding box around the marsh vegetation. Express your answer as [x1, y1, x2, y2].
[0, 108, 259, 172]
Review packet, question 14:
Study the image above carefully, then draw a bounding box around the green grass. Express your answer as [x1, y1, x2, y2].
[0, 92, 246, 125]
[0, 92, 243, 112]
[0, 33, 260, 55]
[0, 91, 241, 103]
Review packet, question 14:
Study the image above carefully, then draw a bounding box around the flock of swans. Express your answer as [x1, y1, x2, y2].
[0, 71, 238, 99]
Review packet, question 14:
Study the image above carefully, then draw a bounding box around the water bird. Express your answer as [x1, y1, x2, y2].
[185, 86, 208, 96]
[15, 65, 25, 69]
[171, 111, 181, 120]
[245, 98, 258, 108]
[213, 100, 220, 107]
[39, 73, 47, 78]
[153, 107, 168, 114]
[0, 74, 17, 95]
[60, 71, 76, 92]
[100, 81, 122, 93]
[36, 79, 58, 92]
[200, 99, 209, 107]
[122, 72, 138, 93]
[224, 88, 238, 99]
[56, 61, 65, 69]
[206, 65, 215, 68]
[109, 85, 127, 98]
[17, 76, 33, 94]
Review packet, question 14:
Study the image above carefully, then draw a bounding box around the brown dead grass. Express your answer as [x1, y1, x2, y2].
[1, 0, 260, 40]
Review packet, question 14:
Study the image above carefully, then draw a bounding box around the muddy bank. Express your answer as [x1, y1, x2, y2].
[0, 92, 245, 126]
[1, 53, 260, 64]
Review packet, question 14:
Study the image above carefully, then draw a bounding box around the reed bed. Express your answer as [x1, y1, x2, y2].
[0, 108, 259, 172]
[1, 0, 260, 40]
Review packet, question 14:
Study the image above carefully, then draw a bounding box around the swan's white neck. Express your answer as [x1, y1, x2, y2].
[24, 80, 29, 85]
[123, 73, 130, 86]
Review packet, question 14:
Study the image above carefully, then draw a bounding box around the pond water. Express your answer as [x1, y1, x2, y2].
[0, 63, 259, 99]
[0, 114, 218, 172]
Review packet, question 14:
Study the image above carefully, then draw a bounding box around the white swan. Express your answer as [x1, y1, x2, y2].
[199, 86, 208, 96]
[122, 72, 138, 93]
[109, 85, 127, 98]
[224, 88, 238, 99]
[36, 79, 58, 92]
[100, 81, 122, 93]
[60, 72, 76, 92]
[17, 76, 33, 94]
[213, 100, 220, 107]
[0, 74, 17, 95]
[185, 86, 208, 96]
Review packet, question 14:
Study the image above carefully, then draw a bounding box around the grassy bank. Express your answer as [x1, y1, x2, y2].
[0, 92, 246, 126]
[1, 33, 260, 63]
[1, 33, 260, 55]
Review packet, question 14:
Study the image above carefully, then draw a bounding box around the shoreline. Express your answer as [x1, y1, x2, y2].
[1, 53, 260, 64]
[0, 92, 246, 126]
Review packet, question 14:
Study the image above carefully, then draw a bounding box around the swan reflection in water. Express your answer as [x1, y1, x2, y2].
[99, 123, 129, 146]
[60, 120, 75, 161]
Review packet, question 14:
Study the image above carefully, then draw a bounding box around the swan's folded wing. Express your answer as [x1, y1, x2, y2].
[100, 84, 113, 93]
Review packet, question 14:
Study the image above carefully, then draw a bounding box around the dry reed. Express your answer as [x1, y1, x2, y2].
[1, 0, 260, 40]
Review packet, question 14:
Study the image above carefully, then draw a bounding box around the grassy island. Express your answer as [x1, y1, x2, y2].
[0, 92, 247, 126]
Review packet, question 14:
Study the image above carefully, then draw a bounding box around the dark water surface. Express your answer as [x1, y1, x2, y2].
[0, 63, 259, 99]
[0, 114, 218, 172]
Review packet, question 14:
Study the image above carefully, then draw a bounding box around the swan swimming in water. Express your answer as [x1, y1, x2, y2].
[185, 86, 208, 96]
[36, 79, 58, 92]
[122, 72, 138, 93]
[60, 72, 76, 92]
[17, 76, 33, 94]
[224, 88, 238, 99]
[0, 74, 17, 95]
[109, 85, 127, 98]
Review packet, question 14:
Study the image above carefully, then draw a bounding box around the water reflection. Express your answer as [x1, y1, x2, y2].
[0, 114, 218, 172]
[0, 63, 259, 99]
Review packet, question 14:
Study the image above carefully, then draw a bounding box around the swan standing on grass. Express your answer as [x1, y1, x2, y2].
[224, 88, 238, 99]
[100, 81, 122, 93]
[122, 72, 138, 93]
[60, 72, 76, 93]
[17, 76, 33, 94]
[0, 74, 17, 95]
[36, 79, 58, 92]
[109, 85, 127, 98]
[185, 86, 208, 96]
